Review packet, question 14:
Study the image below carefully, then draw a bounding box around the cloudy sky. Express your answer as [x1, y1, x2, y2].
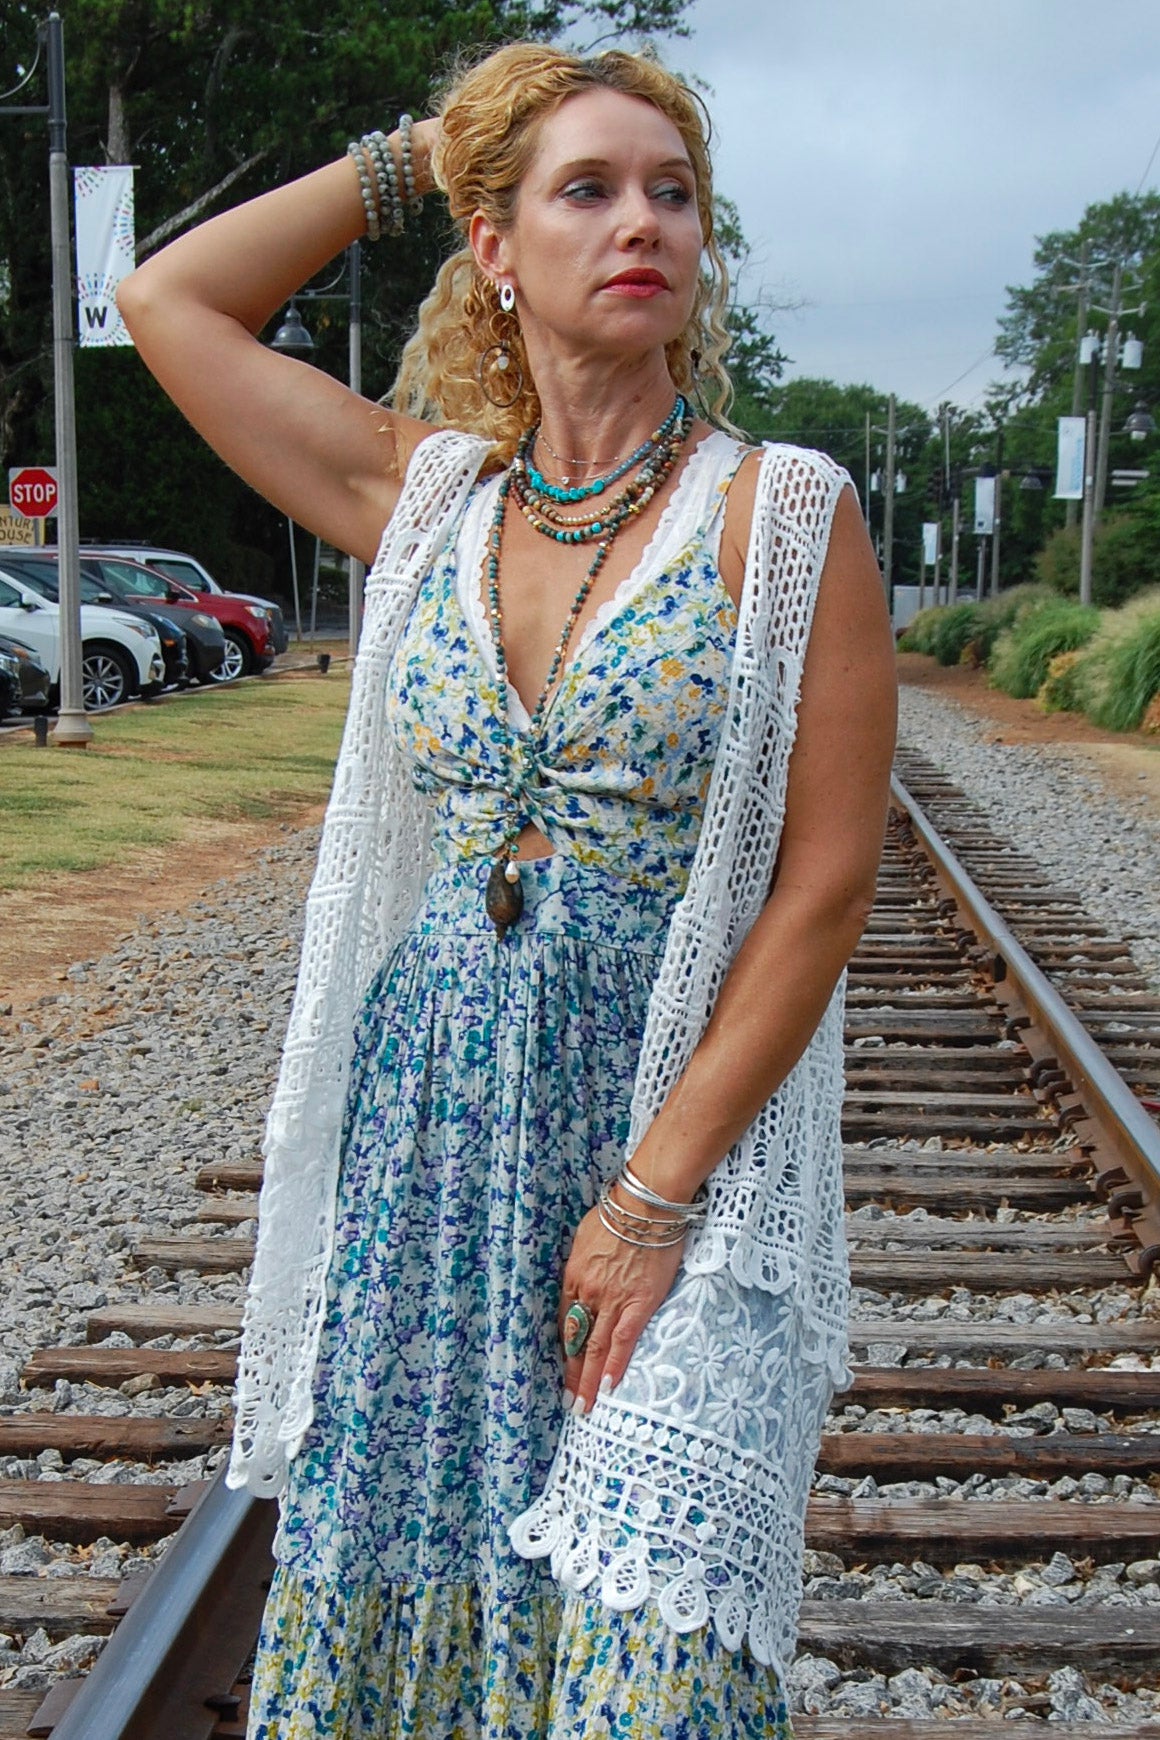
[682, 0, 1160, 413]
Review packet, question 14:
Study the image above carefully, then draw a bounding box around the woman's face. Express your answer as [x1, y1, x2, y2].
[481, 86, 704, 366]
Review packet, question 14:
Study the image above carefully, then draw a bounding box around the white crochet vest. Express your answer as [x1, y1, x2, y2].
[227, 427, 852, 1679]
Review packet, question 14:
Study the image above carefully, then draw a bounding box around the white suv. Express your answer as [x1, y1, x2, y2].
[0, 568, 165, 710]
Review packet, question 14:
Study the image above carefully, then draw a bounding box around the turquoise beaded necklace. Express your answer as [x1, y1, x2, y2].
[525, 396, 685, 504]
[482, 395, 692, 938]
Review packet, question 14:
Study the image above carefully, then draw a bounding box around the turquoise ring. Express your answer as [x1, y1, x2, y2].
[563, 1301, 593, 1360]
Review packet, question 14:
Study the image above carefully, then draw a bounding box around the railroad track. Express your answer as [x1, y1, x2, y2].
[3, 753, 1159, 1738]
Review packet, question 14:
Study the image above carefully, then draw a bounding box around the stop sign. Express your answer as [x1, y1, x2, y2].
[9, 467, 59, 518]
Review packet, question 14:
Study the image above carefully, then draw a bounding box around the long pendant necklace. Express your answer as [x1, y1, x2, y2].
[482, 396, 692, 939]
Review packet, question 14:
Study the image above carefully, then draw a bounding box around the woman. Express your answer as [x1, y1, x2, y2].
[118, 42, 896, 1740]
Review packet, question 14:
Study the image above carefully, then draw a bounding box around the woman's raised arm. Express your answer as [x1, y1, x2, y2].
[116, 125, 441, 565]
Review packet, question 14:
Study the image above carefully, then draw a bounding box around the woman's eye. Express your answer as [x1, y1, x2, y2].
[655, 183, 693, 205]
[563, 180, 604, 202]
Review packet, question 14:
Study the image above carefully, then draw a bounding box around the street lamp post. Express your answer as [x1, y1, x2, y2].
[2, 14, 89, 742]
[270, 245, 364, 659]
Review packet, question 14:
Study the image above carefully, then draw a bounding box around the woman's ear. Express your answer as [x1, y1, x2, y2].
[469, 210, 508, 284]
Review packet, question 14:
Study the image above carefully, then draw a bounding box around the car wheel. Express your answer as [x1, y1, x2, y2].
[82, 642, 135, 711]
[209, 628, 253, 682]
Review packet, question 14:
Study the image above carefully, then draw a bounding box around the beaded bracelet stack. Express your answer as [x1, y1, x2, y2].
[347, 114, 423, 242]
[597, 1162, 709, 1250]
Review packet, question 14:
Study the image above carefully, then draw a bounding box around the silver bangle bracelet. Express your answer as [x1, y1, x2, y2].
[618, 1161, 708, 1222]
[597, 1197, 688, 1250]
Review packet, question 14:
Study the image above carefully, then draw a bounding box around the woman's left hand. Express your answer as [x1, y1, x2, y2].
[559, 1203, 685, 1415]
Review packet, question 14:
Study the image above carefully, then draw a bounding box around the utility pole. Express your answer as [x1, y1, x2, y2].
[45, 13, 88, 744]
[1065, 243, 1090, 532]
[347, 241, 364, 661]
[949, 495, 960, 604]
[1093, 261, 1123, 527]
[989, 429, 1004, 598]
[1079, 404, 1098, 606]
[882, 394, 896, 604]
[2, 15, 88, 741]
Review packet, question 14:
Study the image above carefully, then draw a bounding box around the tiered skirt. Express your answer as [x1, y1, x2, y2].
[245, 853, 793, 1739]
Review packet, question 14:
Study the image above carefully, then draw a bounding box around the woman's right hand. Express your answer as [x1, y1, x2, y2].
[404, 117, 443, 200]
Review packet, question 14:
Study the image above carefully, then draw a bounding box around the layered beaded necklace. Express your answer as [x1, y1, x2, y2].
[483, 394, 693, 938]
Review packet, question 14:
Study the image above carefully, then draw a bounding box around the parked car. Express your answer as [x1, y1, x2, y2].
[0, 568, 165, 709]
[0, 633, 51, 718]
[52, 552, 277, 682]
[0, 552, 191, 692]
[0, 551, 225, 686]
[84, 542, 290, 654]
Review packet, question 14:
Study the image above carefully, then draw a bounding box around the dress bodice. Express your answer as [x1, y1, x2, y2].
[385, 430, 749, 893]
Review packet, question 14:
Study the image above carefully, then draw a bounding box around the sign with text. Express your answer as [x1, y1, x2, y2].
[8, 466, 58, 518]
[973, 476, 996, 535]
[1054, 416, 1086, 501]
[75, 165, 135, 347]
[0, 506, 41, 546]
[922, 521, 940, 567]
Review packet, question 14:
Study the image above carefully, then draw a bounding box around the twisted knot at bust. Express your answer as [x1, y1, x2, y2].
[510, 738, 543, 802]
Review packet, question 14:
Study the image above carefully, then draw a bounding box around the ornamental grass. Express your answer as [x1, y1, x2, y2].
[988, 600, 1101, 701]
[1069, 589, 1160, 734]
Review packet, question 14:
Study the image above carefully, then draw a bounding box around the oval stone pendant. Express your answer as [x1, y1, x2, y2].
[485, 858, 523, 939]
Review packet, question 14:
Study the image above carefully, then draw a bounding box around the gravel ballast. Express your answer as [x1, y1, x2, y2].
[1, 689, 1159, 1710]
[898, 683, 1160, 991]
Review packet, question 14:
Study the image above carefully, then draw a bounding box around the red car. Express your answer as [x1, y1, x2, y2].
[35, 550, 277, 683]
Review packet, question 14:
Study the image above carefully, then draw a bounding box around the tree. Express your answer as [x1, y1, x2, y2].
[993, 191, 1160, 600]
[740, 377, 945, 587]
[0, 0, 693, 587]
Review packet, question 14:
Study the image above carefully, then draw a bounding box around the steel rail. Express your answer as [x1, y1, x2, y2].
[48, 1473, 275, 1740]
[892, 774, 1160, 1246]
[36, 779, 1160, 1735]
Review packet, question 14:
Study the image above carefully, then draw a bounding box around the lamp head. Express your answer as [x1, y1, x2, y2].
[270, 303, 315, 354]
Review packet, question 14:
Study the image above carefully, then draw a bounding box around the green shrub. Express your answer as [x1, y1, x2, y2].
[929, 603, 983, 666]
[961, 585, 1052, 666]
[1075, 590, 1160, 732]
[1036, 525, 1081, 596]
[1037, 512, 1160, 609]
[897, 606, 947, 655]
[1037, 649, 1085, 713]
[989, 601, 1101, 700]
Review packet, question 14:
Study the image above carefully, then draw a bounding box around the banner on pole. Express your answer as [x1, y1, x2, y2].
[922, 522, 940, 567]
[973, 476, 995, 535]
[1054, 415, 1086, 500]
[74, 166, 135, 347]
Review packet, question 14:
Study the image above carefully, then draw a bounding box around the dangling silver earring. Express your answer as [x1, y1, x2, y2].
[478, 280, 524, 409]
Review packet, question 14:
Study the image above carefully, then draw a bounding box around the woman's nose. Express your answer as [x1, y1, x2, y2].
[617, 187, 661, 247]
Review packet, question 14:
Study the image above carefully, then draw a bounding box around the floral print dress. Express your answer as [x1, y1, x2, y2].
[245, 432, 795, 1739]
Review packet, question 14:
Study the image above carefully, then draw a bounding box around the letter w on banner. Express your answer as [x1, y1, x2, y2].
[74, 166, 135, 347]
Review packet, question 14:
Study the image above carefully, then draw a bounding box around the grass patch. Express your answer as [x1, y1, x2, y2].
[0, 673, 350, 889]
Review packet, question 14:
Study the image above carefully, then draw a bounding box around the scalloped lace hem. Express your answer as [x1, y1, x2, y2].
[508, 1503, 791, 1680]
[506, 1397, 823, 1680]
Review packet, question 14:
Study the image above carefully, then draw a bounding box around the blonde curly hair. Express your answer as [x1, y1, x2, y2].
[390, 42, 736, 462]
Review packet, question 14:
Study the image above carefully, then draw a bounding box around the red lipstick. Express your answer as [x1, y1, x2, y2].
[602, 268, 670, 297]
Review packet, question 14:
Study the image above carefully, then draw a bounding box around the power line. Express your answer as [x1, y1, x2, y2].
[930, 345, 997, 404]
[1135, 125, 1160, 195]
